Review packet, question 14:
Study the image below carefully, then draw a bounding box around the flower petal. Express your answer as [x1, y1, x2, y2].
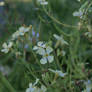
[61, 40, 69, 45]
[33, 46, 38, 50]
[36, 48, 45, 55]
[1, 49, 9, 53]
[37, 41, 46, 48]
[40, 57, 47, 64]
[53, 34, 60, 40]
[47, 56, 54, 63]
[19, 26, 25, 31]
[48, 69, 67, 77]
[40, 1, 48, 5]
[37, 41, 43, 47]
[29, 83, 32, 88]
[24, 28, 30, 32]
[46, 46, 53, 54]
[33, 78, 39, 86]
[2, 43, 7, 48]
[8, 42, 13, 48]
[73, 10, 83, 17]
[56, 70, 67, 77]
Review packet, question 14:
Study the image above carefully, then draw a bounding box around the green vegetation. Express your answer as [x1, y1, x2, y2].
[0, 0, 92, 92]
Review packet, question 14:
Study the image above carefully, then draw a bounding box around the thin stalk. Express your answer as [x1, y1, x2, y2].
[0, 72, 16, 92]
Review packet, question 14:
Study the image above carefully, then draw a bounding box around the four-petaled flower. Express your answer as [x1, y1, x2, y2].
[33, 41, 54, 64]
[53, 34, 68, 47]
[26, 78, 47, 92]
[48, 68, 67, 77]
[1, 42, 13, 53]
[12, 26, 31, 40]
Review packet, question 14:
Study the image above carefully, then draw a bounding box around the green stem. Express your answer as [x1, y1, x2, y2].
[0, 72, 16, 92]
[42, 6, 80, 29]
[54, 51, 61, 70]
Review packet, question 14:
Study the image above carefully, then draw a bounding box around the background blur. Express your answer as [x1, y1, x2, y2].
[0, 0, 80, 43]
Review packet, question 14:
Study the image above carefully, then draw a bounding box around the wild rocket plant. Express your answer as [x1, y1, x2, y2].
[0, 0, 92, 92]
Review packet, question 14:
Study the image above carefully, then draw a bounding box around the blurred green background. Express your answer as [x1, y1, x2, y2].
[0, 0, 80, 43]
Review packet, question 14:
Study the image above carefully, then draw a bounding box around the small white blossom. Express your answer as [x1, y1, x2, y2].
[0, 1, 5, 6]
[12, 26, 30, 40]
[37, 0, 48, 5]
[77, 0, 81, 2]
[26, 79, 47, 92]
[33, 41, 54, 64]
[18, 26, 30, 36]
[12, 31, 20, 40]
[48, 69, 67, 77]
[84, 32, 92, 38]
[1, 42, 13, 53]
[73, 10, 83, 17]
[26, 79, 39, 92]
[53, 34, 69, 46]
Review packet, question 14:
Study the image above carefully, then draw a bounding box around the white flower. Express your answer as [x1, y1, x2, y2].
[0, 1, 5, 6]
[26, 79, 47, 92]
[53, 34, 69, 46]
[36, 41, 46, 48]
[84, 32, 92, 38]
[48, 69, 67, 77]
[73, 10, 83, 17]
[37, 0, 48, 5]
[26, 83, 38, 92]
[77, 0, 81, 2]
[33, 42, 54, 64]
[18, 26, 30, 36]
[12, 31, 20, 40]
[26, 79, 39, 92]
[12, 26, 30, 40]
[40, 1, 48, 5]
[1, 42, 13, 53]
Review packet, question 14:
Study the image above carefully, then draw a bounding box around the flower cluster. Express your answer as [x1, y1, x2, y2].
[1, 25, 32, 54]
[26, 79, 47, 92]
[12, 25, 32, 40]
[33, 41, 54, 64]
